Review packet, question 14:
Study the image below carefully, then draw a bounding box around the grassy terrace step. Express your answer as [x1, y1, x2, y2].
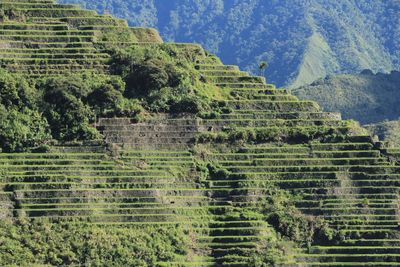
[204, 75, 266, 83]
[0, 34, 95, 42]
[288, 186, 400, 194]
[0, 58, 108, 63]
[0, 23, 70, 31]
[298, 253, 400, 261]
[1, 176, 193, 184]
[4, 65, 109, 73]
[19, 214, 207, 221]
[0, 40, 96, 48]
[0, 153, 106, 159]
[29, 17, 127, 27]
[299, 206, 398, 215]
[199, 70, 249, 77]
[17, 205, 221, 213]
[210, 178, 400, 188]
[220, 112, 341, 121]
[310, 141, 375, 150]
[101, 126, 199, 133]
[213, 150, 381, 159]
[12, 9, 98, 18]
[228, 108, 340, 116]
[219, 157, 387, 166]
[237, 142, 374, 153]
[101, 119, 347, 129]
[121, 149, 192, 155]
[111, 143, 191, 150]
[0, 47, 98, 52]
[242, 94, 299, 101]
[225, 99, 316, 105]
[0, 53, 109, 59]
[0, 0, 55, 2]
[0, 4, 78, 9]
[103, 137, 195, 144]
[0, 29, 98, 36]
[195, 64, 240, 71]
[0, 157, 110, 163]
[202, 118, 346, 127]
[298, 201, 400, 209]
[5, 64, 109, 70]
[297, 263, 400, 266]
[318, 219, 400, 226]
[2, 169, 193, 177]
[18, 198, 211, 207]
[215, 82, 269, 89]
[222, 165, 399, 173]
[18, 202, 215, 210]
[1, 181, 200, 189]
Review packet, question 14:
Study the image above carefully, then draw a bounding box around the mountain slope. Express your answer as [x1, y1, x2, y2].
[293, 70, 400, 125]
[366, 120, 400, 148]
[59, 0, 400, 87]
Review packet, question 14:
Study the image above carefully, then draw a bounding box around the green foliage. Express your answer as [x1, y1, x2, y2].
[0, 106, 50, 152]
[294, 71, 400, 124]
[0, 68, 147, 150]
[110, 44, 212, 114]
[0, 70, 49, 152]
[366, 120, 400, 148]
[124, 58, 178, 97]
[0, 68, 35, 109]
[40, 76, 98, 141]
[0, 219, 189, 266]
[196, 126, 352, 145]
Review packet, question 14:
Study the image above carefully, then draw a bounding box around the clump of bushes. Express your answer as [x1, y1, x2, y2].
[0, 70, 141, 151]
[37, 73, 140, 141]
[196, 126, 353, 145]
[0, 219, 190, 266]
[110, 44, 212, 114]
[0, 69, 49, 152]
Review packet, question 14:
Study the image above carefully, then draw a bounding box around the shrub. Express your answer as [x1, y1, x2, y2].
[0, 68, 36, 109]
[124, 58, 180, 98]
[87, 83, 124, 116]
[40, 76, 98, 141]
[0, 106, 50, 152]
[0, 220, 190, 266]
[109, 44, 214, 115]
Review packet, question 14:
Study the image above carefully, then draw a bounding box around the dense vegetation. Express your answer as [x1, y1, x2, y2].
[293, 70, 400, 125]
[0, 44, 218, 152]
[366, 120, 400, 148]
[60, 0, 400, 88]
[0, 219, 189, 266]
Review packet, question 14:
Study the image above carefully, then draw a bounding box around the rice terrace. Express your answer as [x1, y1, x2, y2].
[0, 0, 399, 266]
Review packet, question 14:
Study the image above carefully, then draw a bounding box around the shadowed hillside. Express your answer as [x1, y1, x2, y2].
[293, 70, 400, 125]
[366, 120, 400, 148]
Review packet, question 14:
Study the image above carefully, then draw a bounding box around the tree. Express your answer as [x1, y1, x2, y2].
[41, 77, 99, 141]
[0, 105, 50, 152]
[259, 61, 268, 77]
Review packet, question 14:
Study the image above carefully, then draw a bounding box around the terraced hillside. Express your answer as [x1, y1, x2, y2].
[1, 1, 400, 266]
[0, 0, 161, 77]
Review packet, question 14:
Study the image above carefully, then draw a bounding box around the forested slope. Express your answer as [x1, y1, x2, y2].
[293, 71, 400, 125]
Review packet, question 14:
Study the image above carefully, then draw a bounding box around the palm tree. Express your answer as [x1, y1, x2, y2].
[259, 61, 268, 77]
